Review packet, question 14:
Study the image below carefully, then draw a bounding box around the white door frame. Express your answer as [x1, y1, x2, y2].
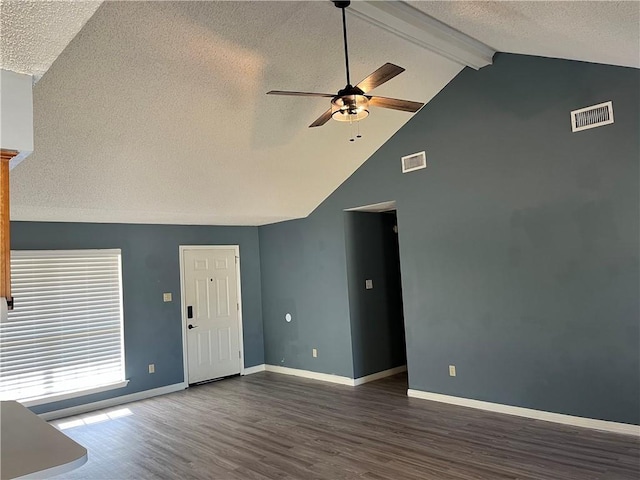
[179, 245, 246, 384]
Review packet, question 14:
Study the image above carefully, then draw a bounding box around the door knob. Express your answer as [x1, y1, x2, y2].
[188, 324, 198, 330]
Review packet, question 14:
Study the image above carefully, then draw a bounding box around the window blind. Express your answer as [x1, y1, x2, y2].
[0, 250, 126, 404]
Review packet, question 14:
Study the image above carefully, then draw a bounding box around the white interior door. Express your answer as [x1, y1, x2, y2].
[183, 247, 241, 384]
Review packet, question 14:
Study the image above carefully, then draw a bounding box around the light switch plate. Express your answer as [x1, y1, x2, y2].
[163, 293, 172, 302]
[365, 279, 373, 290]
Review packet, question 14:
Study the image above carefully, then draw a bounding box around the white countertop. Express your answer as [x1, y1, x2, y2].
[1, 401, 87, 479]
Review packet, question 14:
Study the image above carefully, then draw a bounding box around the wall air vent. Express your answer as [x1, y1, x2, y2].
[401, 151, 426, 173]
[571, 101, 614, 132]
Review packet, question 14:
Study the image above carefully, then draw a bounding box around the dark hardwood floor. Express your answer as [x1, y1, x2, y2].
[51, 372, 639, 479]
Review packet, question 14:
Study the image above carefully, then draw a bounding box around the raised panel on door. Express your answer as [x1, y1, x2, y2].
[215, 277, 230, 317]
[195, 278, 211, 320]
[196, 330, 213, 367]
[217, 327, 232, 361]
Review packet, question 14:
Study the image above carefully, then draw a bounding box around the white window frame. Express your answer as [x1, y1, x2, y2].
[0, 249, 129, 407]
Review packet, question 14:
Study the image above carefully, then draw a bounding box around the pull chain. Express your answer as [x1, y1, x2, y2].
[349, 115, 355, 142]
[347, 116, 363, 142]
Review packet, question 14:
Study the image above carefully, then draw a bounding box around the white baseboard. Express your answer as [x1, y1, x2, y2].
[38, 382, 187, 421]
[353, 365, 407, 386]
[265, 364, 408, 387]
[243, 364, 266, 375]
[407, 389, 640, 437]
[265, 365, 355, 386]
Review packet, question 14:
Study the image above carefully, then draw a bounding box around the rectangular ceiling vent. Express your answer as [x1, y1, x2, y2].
[401, 151, 426, 173]
[571, 101, 614, 132]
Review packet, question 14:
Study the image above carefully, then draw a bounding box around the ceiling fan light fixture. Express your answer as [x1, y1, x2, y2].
[331, 94, 370, 122]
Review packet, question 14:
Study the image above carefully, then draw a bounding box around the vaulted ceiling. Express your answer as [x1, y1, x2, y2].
[410, 1, 639, 69]
[3, 1, 638, 226]
[0, 0, 101, 81]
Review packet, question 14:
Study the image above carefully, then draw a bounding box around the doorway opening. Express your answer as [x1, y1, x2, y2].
[344, 201, 407, 382]
[179, 246, 244, 386]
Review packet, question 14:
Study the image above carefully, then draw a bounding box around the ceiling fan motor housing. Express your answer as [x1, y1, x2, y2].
[331, 93, 370, 122]
[333, 1, 351, 9]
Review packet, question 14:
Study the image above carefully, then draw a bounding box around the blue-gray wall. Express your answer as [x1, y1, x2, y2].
[258, 54, 639, 424]
[345, 211, 406, 378]
[11, 222, 264, 414]
[259, 211, 354, 377]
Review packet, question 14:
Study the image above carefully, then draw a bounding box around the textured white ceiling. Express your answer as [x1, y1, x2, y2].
[410, 1, 640, 69]
[10, 1, 461, 225]
[0, 0, 102, 81]
[7, 1, 638, 226]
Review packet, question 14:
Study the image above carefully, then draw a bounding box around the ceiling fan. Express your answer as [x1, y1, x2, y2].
[267, 0, 424, 132]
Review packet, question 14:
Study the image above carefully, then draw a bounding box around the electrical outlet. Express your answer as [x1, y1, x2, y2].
[449, 365, 456, 377]
[365, 279, 373, 290]
[149, 364, 155, 374]
[312, 348, 318, 358]
[163, 293, 172, 302]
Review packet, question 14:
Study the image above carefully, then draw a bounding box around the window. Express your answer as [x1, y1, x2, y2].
[0, 250, 127, 406]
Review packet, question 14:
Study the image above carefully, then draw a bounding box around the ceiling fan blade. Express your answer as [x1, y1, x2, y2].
[309, 108, 333, 128]
[267, 90, 335, 98]
[356, 63, 405, 93]
[368, 96, 424, 113]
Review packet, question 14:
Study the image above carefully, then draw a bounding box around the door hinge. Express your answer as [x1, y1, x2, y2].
[239, 350, 242, 359]
[237, 302, 239, 311]
[235, 256, 238, 264]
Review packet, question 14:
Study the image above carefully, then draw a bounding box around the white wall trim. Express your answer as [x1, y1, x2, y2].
[179, 246, 189, 385]
[265, 365, 408, 387]
[348, 1, 495, 70]
[38, 382, 187, 421]
[407, 389, 640, 437]
[345, 200, 397, 213]
[265, 365, 356, 386]
[353, 365, 407, 386]
[242, 364, 266, 375]
[22, 380, 129, 408]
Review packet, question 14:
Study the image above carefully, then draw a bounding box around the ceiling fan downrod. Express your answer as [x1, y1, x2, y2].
[336, 1, 352, 87]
